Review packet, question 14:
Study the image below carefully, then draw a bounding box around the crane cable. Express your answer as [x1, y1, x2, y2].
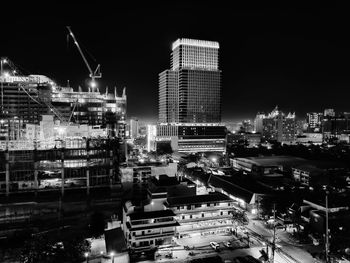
[18, 84, 42, 105]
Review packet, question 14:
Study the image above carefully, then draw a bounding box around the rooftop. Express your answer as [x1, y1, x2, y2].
[104, 227, 127, 254]
[235, 156, 307, 167]
[172, 38, 219, 50]
[166, 192, 231, 206]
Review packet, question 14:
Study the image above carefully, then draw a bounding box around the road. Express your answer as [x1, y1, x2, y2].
[246, 216, 316, 263]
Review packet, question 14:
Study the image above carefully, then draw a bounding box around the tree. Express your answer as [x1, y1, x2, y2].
[231, 209, 249, 235]
[20, 235, 54, 263]
[61, 237, 91, 262]
[20, 235, 91, 263]
[156, 141, 173, 155]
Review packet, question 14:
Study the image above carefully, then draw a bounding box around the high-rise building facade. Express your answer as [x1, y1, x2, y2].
[129, 117, 139, 139]
[159, 38, 221, 124]
[254, 106, 296, 143]
[324, 108, 335, 117]
[306, 112, 323, 132]
[157, 39, 225, 153]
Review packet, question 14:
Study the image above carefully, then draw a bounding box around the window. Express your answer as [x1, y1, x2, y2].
[202, 213, 204, 217]
[190, 215, 193, 219]
[220, 211, 223, 216]
[182, 215, 185, 220]
[207, 203, 210, 207]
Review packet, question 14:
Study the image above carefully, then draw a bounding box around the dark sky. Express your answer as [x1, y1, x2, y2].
[2, 3, 350, 122]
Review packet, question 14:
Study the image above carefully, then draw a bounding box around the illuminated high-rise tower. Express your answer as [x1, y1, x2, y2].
[159, 38, 221, 123]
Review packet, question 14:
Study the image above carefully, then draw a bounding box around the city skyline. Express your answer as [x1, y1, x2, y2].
[2, 4, 350, 122]
[2, 4, 350, 262]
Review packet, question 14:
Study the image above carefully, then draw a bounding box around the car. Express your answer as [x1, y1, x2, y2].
[223, 241, 232, 248]
[210, 241, 220, 251]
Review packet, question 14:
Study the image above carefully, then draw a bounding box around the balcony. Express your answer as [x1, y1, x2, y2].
[132, 231, 176, 240]
[173, 205, 233, 214]
[126, 221, 179, 231]
[177, 214, 232, 223]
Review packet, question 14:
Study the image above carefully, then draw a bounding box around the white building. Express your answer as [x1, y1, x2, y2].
[123, 200, 178, 255]
[165, 193, 235, 237]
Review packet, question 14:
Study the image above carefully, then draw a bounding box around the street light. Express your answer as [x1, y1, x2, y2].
[84, 252, 89, 263]
[110, 251, 115, 263]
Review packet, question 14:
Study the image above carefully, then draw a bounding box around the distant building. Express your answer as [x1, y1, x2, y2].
[227, 132, 261, 147]
[240, 120, 254, 133]
[156, 123, 226, 153]
[147, 124, 157, 152]
[324, 108, 335, 117]
[130, 117, 139, 139]
[322, 112, 350, 141]
[296, 133, 323, 145]
[306, 112, 323, 132]
[254, 106, 296, 143]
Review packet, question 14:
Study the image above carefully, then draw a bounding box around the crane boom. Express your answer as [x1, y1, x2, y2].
[66, 26, 101, 90]
[67, 26, 93, 76]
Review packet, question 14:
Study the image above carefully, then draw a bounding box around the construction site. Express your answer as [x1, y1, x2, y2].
[0, 27, 126, 240]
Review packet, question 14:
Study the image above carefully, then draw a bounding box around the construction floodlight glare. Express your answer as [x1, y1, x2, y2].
[90, 81, 97, 88]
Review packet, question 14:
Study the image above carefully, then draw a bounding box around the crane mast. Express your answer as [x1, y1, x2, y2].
[66, 26, 101, 91]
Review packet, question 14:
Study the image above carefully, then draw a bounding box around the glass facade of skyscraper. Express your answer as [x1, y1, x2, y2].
[159, 38, 221, 124]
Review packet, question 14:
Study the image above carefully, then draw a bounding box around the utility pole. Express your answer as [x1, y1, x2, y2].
[325, 191, 329, 263]
[271, 203, 276, 263]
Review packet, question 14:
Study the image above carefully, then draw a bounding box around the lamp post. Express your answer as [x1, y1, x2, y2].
[110, 251, 115, 263]
[84, 252, 89, 263]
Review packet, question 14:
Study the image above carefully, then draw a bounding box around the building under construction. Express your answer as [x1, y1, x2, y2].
[0, 72, 126, 140]
[0, 58, 127, 197]
[0, 137, 120, 196]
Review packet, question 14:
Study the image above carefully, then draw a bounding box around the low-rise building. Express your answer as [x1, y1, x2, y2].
[123, 201, 179, 255]
[165, 193, 235, 237]
[231, 156, 306, 177]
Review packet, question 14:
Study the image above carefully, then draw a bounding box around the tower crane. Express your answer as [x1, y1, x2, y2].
[66, 26, 102, 92]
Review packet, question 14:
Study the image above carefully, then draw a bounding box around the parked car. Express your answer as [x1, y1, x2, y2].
[210, 241, 220, 251]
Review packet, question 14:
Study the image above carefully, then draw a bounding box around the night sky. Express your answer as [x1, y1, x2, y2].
[2, 3, 350, 122]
